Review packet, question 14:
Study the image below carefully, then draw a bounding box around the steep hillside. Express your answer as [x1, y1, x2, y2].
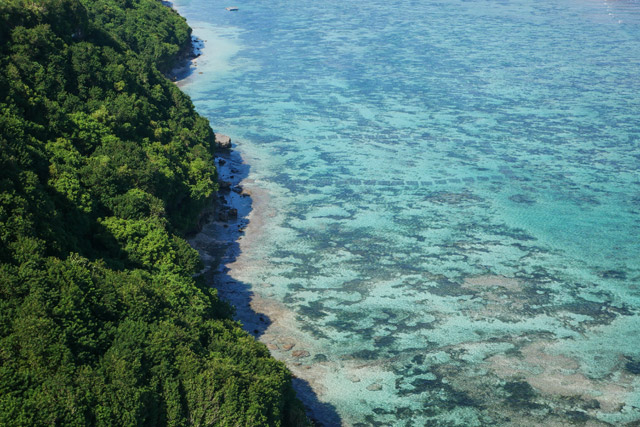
[0, 0, 307, 425]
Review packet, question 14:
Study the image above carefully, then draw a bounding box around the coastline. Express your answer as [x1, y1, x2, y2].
[160, 1, 203, 82]
[188, 143, 343, 425]
[165, 5, 340, 423]
[167, 35, 204, 83]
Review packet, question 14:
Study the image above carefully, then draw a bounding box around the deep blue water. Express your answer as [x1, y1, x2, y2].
[178, 0, 640, 424]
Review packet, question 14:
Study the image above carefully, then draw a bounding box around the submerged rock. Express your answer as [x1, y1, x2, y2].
[625, 356, 640, 375]
[367, 383, 383, 391]
[313, 354, 328, 362]
[292, 350, 310, 358]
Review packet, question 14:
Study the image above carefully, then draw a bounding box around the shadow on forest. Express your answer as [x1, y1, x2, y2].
[193, 146, 342, 426]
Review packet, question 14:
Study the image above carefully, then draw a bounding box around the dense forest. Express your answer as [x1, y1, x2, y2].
[0, 0, 307, 425]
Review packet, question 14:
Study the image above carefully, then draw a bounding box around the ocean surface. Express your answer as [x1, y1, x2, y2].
[176, 0, 640, 424]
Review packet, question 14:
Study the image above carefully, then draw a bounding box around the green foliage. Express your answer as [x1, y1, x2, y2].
[83, 0, 192, 72]
[0, 0, 307, 425]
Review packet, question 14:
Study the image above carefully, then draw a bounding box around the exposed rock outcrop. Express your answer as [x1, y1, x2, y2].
[215, 133, 232, 150]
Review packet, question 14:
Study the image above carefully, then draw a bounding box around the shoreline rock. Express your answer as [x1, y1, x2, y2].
[215, 133, 232, 150]
[165, 35, 202, 81]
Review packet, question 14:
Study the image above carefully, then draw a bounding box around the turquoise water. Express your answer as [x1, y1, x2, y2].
[177, 0, 640, 424]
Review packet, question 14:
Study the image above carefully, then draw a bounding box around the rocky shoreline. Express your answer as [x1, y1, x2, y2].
[163, 5, 339, 423]
[188, 148, 342, 425]
[161, 0, 204, 82]
[167, 34, 204, 82]
[184, 133, 243, 237]
[209, 135, 250, 226]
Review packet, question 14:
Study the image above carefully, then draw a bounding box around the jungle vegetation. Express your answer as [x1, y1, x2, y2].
[0, 0, 307, 425]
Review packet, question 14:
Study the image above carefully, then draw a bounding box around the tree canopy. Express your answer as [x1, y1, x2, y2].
[0, 0, 307, 425]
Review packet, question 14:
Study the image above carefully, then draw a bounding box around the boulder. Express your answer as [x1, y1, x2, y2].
[292, 350, 310, 358]
[217, 206, 237, 222]
[215, 133, 232, 150]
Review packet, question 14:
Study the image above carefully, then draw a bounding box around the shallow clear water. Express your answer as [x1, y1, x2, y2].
[176, 0, 640, 424]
